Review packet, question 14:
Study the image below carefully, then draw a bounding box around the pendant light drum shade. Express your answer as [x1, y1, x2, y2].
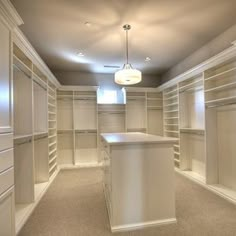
[115, 63, 142, 85]
[114, 24, 142, 85]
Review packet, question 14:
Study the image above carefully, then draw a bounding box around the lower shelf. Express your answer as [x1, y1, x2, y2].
[176, 168, 236, 205]
[15, 169, 59, 234]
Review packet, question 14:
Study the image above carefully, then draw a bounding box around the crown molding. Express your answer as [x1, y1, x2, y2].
[58, 85, 98, 91]
[13, 27, 61, 88]
[0, 0, 23, 29]
[157, 42, 236, 92]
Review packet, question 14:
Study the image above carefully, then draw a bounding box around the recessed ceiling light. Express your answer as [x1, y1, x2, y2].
[77, 52, 84, 57]
[145, 57, 151, 62]
[84, 22, 92, 27]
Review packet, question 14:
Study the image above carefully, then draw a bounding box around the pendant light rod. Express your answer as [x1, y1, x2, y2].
[123, 24, 131, 64]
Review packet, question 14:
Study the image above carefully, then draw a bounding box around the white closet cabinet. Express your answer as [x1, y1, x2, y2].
[179, 75, 206, 181]
[205, 59, 236, 197]
[74, 91, 97, 165]
[126, 92, 146, 132]
[0, 17, 15, 236]
[163, 85, 180, 167]
[147, 92, 163, 135]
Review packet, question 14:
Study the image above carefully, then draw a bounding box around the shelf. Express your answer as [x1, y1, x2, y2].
[48, 112, 56, 115]
[164, 95, 178, 101]
[164, 103, 178, 107]
[179, 78, 203, 92]
[205, 66, 236, 81]
[164, 117, 179, 120]
[164, 110, 179, 113]
[49, 142, 56, 147]
[48, 103, 56, 107]
[14, 134, 32, 140]
[180, 128, 205, 135]
[164, 89, 178, 96]
[49, 155, 57, 164]
[174, 158, 180, 163]
[174, 152, 180, 156]
[49, 162, 57, 173]
[205, 81, 236, 93]
[49, 134, 57, 139]
[49, 148, 57, 156]
[164, 124, 179, 127]
[205, 96, 236, 107]
[147, 98, 162, 101]
[147, 106, 162, 110]
[165, 130, 179, 134]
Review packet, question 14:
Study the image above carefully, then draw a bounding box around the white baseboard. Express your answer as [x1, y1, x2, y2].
[111, 218, 177, 233]
[175, 168, 236, 206]
[59, 163, 103, 170]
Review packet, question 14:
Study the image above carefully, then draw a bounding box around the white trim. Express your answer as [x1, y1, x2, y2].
[175, 169, 236, 206]
[16, 168, 59, 235]
[125, 86, 158, 93]
[0, 0, 23, 29]
[59, 163, 103, 170]
[58, 85, 98, 91]
[111, 218, 177, 233]
[157, 44, 236, 92]
[13, 28, 60, 88]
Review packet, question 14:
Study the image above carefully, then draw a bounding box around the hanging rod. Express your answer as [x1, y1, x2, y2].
[33, 78, 47, 91]
[15, 138, 32, 146]
[206, 101, 236, 108]
[34, 135, 48, 141]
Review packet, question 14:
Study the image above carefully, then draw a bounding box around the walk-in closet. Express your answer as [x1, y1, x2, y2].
[1, 0, 236, 235]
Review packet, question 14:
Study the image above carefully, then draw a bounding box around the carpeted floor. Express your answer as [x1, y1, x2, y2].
[19, 168, 236, 236]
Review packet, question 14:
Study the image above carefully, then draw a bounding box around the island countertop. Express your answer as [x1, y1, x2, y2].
[101, 132, 178, 145]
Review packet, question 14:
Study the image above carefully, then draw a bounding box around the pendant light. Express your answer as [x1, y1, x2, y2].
[115, 24, 142, 85]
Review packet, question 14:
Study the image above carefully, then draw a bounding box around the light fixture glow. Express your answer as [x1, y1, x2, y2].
[115, 24, 142, 85]
[145, 57, 151, 62]
[77, 52, 84, 57]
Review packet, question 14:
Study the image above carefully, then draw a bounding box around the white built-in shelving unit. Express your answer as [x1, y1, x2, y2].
[48, 81, 57, 177]
[163, 85, 180, 167]
[147, 92, 163, 135]
[12, 43, 58, 233]
[205, 58, 236, 202]
[126, 91, 147, 133]
[57, 89, 99, 167]
[158, 44, 236, 205]
[179, 75, 206, 182]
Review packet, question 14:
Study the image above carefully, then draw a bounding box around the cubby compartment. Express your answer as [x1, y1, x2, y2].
[13, 66, 33, 138]
[206, 104, 236, 200]
[126, 92, 146, 132]
[147, 92, 163, 135]
[57, 91, 73, 131]
[163, 85, 180, 167]
[57, 131, 74, 165]
[74, 92, 97, 131]
[75, 131, 97, 165]
[33, 80, 48, 134]
[205, 58, 236, 106]
[34, 135, 49, 200]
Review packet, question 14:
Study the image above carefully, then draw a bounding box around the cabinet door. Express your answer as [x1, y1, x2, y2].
[0, 19, 12, 133]
[0, 188, 15, 236]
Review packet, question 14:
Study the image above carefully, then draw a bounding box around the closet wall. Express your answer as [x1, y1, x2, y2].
[12, 42, 58, 233]
[159, 44, 236, 204]
[57, 88, 164, 167]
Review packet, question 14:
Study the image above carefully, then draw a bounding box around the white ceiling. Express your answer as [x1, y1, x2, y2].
[11, 0, 236, 75]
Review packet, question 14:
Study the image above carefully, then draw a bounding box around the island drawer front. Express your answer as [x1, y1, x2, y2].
[0, 149, 13, 173]
[0, 168, 14, 196]
[0, 133, 13, 151]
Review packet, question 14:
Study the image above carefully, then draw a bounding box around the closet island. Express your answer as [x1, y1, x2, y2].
[101, 132, 177, 232]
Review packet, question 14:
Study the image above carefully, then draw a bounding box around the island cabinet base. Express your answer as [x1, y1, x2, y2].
[101, 133, 177, 233]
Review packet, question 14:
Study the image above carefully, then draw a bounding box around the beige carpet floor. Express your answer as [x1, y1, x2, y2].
[19, 168, 236, 236]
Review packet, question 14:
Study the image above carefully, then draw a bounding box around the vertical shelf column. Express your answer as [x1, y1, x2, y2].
[163, 85, 180, 167]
